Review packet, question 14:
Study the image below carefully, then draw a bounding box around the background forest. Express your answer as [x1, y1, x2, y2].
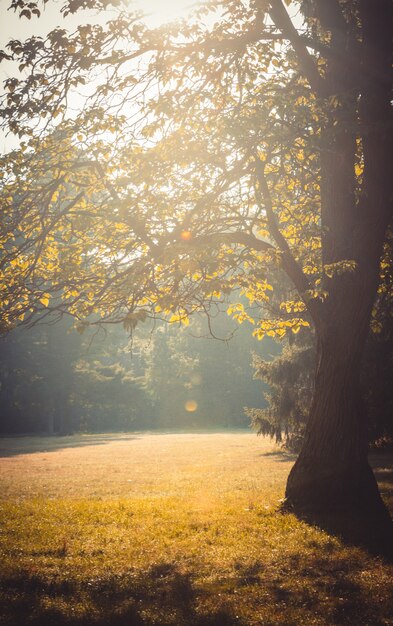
[1, 310, 391, 448]
[0, 312, 279, 435]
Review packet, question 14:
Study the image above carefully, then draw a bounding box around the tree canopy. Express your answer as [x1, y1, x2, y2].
[1, 0, 356, 336]
[1, 0, 392, 551]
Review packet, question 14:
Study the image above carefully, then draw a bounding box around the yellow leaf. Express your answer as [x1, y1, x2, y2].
[50, 190, 59, 203]
[40, 293, 50, 307]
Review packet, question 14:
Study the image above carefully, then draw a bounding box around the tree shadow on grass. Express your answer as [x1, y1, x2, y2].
[0, 434, 141, 458]
[0, 430, 249, 458]
[232, 547, 391, 625]
[2, 554, 392, 626]
[276, 450, 393, 561]
[258, 449, 297, 462]
[274, 550, 391, 626]
[1, 563, 245, 626]
[283, 457, 393, 563]
[287, 505, 393, 561]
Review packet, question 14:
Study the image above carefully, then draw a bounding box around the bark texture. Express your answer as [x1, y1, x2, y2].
[278, 0, 393, 556]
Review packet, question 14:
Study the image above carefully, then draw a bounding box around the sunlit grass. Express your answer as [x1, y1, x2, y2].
[0, 433, 392, 625]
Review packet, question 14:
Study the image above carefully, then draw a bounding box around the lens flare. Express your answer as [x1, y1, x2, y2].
[180, 230, 192, 241]
[185, 400, 198, 412]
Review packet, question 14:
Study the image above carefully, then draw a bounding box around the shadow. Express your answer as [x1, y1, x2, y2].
[259, 449, 297, 462]
[292, 509, 393, 563]
[370, 452, 393, 497]
[278, 446, 393, 559]
[1, 563, 246, 626]
[2, 554, 392, 626]
[268, 551, 389, 626]
[0, 433, 141, 458]
[0, 430, 251, 458]
[280, 450, 393, 562]
[373, 468, 393, 482]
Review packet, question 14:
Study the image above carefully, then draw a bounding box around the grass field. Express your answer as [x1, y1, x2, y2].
[0, 432, 392, 626]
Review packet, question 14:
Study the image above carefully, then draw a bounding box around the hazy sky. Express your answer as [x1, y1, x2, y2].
[0, 0, 197, 151]
[0, 0, 196, 47]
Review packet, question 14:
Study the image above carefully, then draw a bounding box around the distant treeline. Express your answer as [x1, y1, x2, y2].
[2, 308, 390, 446]
[0, 314, 278, 435]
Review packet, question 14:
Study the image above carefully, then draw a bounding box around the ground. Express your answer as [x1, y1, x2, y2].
[0, 432, 392, 626]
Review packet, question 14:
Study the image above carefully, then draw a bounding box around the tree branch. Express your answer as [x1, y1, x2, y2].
[254, 159, 322, 323]
[191, 231, 274, 253]
[268, 0, 327, 97]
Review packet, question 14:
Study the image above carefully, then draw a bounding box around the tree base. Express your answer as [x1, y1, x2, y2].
[284, 457, 393, 560]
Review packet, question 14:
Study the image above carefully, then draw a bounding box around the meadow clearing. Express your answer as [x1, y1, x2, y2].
[0, 432, 392, 626]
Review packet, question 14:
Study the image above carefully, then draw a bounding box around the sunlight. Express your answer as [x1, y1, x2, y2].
[133, 0, 196, 24]
[185, 400, 198, 412]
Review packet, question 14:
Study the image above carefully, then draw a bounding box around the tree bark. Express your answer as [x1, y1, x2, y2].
[282, 0, 393, 557]
[285, 270, 393, 555]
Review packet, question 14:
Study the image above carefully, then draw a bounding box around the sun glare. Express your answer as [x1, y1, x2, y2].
[134, 0, 196, 24]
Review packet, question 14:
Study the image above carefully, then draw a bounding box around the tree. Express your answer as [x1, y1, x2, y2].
[247, 329, 314, 450]
[143, 313, 270, 430]
[0, 304, 270, 435]
[0, 318, 81, 434]
[249, 328, 393, 451]
[249, 233, 393, 451]
[1, 0, 392, 549]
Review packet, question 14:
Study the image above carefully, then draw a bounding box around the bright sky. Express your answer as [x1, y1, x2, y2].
[135, 0, 197, 24]
[0, 0, 197, 47]
[0, 0, 198, 151]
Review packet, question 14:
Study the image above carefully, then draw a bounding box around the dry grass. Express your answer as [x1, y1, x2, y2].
[0, 432, 392, 626]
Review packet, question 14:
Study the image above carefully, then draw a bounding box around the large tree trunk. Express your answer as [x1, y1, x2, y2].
[285, 272, 393, 556]
[286, 336, 382, 514]
[283, 0, 393, 557]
